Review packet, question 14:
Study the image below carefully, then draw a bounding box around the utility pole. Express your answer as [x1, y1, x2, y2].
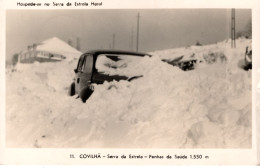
[76, 37, 80, 51]
[136, 12, 140, 52]
[112, 33, 115, 49]
[68, 38, 73, 47]
[231, 8, 236, 48]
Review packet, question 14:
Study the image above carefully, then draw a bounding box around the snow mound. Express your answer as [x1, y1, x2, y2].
[152, 38, 251, 67]
[96, 54, 151, 78]
[6, 39, 252, 148]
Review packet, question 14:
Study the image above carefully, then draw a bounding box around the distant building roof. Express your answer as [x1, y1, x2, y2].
[21, 37, 82, 61]
[37, 37, 82, 60]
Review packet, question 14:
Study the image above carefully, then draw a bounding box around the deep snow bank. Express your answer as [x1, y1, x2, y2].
[6, 39, 252, 148]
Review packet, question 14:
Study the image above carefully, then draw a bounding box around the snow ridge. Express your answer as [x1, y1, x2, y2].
[6, 39, 252, 148]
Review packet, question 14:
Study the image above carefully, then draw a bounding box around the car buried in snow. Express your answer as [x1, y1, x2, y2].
[68, 50, 151, 102]
[162, 54, 197, 71]
[244, 45, 252, 70]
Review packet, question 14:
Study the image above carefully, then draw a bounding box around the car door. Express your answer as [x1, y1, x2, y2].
[75, 54, 94, 93]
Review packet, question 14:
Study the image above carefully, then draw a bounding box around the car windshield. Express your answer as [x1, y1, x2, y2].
[96, 54, 146, 77]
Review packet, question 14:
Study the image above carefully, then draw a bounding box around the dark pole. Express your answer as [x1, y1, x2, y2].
[136, 12, 140, 52]
[231, 9, 233, 48]
[76, 37, 80, 51]
[231, 9, 236, 48]
[234, 9, 236, 48]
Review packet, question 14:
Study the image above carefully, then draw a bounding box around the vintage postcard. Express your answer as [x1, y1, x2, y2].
[0, 0, 259, 165]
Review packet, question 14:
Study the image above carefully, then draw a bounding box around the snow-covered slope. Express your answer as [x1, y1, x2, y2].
[6, 39, 252, 148]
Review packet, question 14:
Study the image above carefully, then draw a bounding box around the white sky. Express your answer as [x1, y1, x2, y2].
[6, 9, 251, 60]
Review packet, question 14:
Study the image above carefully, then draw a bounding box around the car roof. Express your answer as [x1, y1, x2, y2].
[83, 49, 151, 57]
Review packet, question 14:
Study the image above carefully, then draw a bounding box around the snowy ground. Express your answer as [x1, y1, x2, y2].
[6, 39, 252, 148]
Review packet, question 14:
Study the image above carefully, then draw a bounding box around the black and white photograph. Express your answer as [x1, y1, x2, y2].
[5, 8, 253, 148]
[1, 0, 260, 165]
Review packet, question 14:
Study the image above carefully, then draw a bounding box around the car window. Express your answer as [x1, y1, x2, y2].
[83, 55, 93, 73]
[96, 54, 145, 78]
[77, 55, 86, 72]
[77, 55, 93, 73]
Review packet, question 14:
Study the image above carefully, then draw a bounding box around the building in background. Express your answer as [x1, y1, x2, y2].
[18, 37, 82, 63]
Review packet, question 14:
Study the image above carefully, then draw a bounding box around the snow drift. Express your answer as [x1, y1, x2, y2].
[96, 54, 147, 78]
[6, 39, 252, 148]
